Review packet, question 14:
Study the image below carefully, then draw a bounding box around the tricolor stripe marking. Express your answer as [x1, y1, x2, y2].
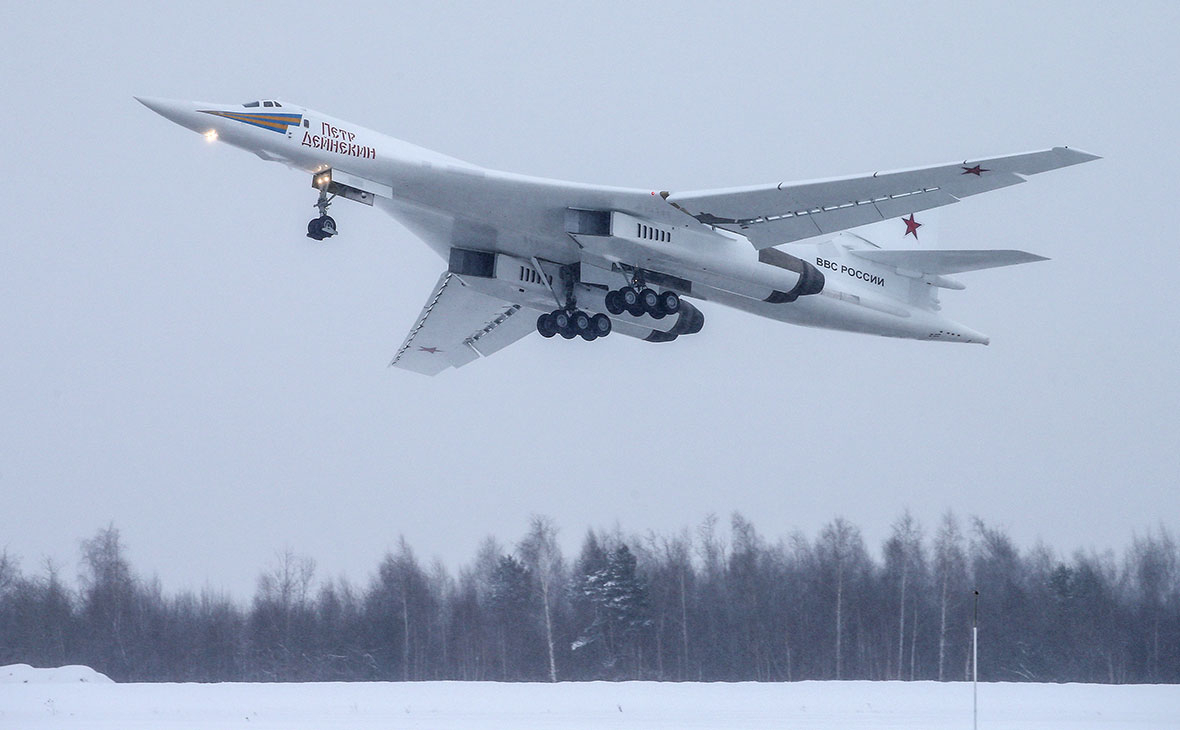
[198, 110, 303, 134]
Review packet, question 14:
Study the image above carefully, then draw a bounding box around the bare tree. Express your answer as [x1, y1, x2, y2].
[1128, 525, 1178, 681]
[79, 525, 137, 679]
[257, 548, 317, 611]
[649, 530, 694, 680]
[0, 549, 16, 596]
[884, 510, 923, 679]
[817, 517, 867, 679]
[370, 538, 431, 681]
[252, 548, 317, 679]
[518, 515, 563, 682]
[933, 511, 967, 681]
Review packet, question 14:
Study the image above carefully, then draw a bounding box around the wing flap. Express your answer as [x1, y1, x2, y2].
[666, 147, 1098, 248]
[467, 304, 539, 357]
[391, 272, 533, 375]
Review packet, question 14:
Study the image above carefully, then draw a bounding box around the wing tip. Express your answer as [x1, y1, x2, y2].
[1054, 146, 1103, 163]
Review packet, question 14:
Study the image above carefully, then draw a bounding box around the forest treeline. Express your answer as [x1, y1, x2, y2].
[0, 512, 1177, 684]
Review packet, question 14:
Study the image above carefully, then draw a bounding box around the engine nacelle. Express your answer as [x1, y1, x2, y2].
[632, 300, 705, 342]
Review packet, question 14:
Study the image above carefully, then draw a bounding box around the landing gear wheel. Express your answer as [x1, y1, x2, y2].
[307, 215, 336, 241]
[640, 288, 660, 314]
[620, 287, 639, 309]
[658, 290, 680, 315]
[540, 305, 611, 344]
[591, 313, 612, 337]
[306, 219, 325, 240]
[572, 310, 592, 335]
[605, 290, 625, 315]
[626, 304, 646, 318]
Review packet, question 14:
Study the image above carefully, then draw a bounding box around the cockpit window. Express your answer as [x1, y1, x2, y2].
[263, 101, 274, 107]
[243, 101, 260, 108]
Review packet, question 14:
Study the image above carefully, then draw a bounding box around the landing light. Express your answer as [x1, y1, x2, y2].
[203, 129, 218, 142]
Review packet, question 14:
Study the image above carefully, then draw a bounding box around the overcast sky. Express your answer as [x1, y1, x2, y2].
[2, 2, 1177, 597]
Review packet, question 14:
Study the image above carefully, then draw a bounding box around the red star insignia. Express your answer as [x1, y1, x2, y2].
[961, 164, 989, 176]
[418, 346, 442, 354]
[902, 214, 922, 239]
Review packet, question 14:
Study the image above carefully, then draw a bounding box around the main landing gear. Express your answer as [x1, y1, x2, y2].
[307, 186, 338, 241]
[604, 286, 679, 319]
[536, 309, 612, 341]
[534, 267, 682, 342]
[533, 289, 682, 341]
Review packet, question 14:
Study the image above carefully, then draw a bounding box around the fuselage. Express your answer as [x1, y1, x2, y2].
[136, 96, 992, 344]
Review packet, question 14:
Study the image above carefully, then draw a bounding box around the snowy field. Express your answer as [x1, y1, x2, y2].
[2, 665, 1178, 729]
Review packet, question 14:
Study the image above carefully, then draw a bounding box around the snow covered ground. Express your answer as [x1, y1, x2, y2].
[2, 665, 1177, 729]
[0, 664, 112, 685]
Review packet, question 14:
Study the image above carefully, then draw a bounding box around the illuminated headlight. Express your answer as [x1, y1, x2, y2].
[203, 129, 218, 142]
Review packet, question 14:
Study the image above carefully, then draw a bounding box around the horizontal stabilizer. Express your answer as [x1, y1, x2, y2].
[849, 249, 1048, 275]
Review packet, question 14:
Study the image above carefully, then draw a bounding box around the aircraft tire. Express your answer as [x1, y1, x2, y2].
[658, 290, 680, 315]
[626, 304, 645, 318]
[591, 313, 612, 337]
[605, 291, 625, 315]
[620, 287, 639, 308]
[553, 310, 571, 331]
[537, 313, 557, 338]
[572, 310, 592, 334]
[640, 288, 660, 314]
[319, 215, 337, 236]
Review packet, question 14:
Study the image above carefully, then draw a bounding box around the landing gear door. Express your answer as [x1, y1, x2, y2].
[311, 168, 393, 206]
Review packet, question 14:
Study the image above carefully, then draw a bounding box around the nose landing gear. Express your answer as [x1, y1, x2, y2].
[306, 184, 338, 241]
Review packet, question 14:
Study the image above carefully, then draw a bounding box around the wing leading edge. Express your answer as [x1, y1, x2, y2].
[665, 147, 1099, 249]
[391, 272, 536, 375]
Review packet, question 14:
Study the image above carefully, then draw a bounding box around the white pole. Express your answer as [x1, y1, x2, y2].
[973, 590, 979, 730]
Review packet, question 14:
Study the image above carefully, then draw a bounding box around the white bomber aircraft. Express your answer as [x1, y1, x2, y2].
[137, 97, 1098, 374]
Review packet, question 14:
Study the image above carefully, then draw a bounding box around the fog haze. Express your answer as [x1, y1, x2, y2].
[2, 2, 1177, 596]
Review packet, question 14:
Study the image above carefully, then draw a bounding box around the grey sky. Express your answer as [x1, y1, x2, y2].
[2, 2, 1177, 597]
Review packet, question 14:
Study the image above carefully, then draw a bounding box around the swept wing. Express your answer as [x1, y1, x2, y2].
[665, 147, 1099, 249]
[390, 272, 535, 375]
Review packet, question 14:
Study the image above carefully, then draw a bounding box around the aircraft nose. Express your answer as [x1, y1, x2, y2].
[135, 96, 204, 131]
